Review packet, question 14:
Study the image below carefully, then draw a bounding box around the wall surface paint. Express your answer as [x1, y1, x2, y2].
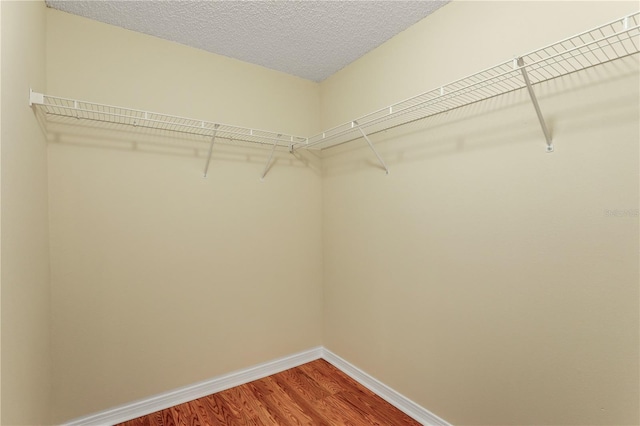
[46, 9, 323, 423]
[4, 1, 638, 424]
[1, 1, 51, 424]
[321, 1, 639, 425]
[0, 2, 2, 417]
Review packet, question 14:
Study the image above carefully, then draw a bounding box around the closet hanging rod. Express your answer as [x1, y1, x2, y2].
[293, 12, 639, 152]
[29, 90, 306, 149]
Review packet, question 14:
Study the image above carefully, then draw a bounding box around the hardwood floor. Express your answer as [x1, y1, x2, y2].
[117, 359, 420, 426]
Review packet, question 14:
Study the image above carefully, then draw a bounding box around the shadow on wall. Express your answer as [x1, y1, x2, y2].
[32, 107, 323, 179]
[320, 57, 640, 177]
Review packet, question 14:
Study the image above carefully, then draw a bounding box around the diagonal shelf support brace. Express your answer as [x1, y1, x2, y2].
[260, 136, 281, 181]
[203, 125, 219, 177]
[517, 58, 554, 153]
[354, 121, 389, 174]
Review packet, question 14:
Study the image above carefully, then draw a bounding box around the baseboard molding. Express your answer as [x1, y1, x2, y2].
[63, 346, 324, 426]
[63, 346, 450, 426]
[321, 348, 451, 426]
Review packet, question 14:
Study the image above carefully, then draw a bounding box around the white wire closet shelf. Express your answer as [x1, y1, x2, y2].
[29, 91, 307, 149]
[294, 12, 640, 152]
[30, 12, 640, 175]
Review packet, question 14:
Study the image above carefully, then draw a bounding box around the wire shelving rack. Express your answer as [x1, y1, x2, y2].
[30, 12, 640, 177]
[295, 12, 639, 154]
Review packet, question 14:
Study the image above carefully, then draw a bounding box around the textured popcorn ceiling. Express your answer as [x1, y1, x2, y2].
[45, 0, 449, 82]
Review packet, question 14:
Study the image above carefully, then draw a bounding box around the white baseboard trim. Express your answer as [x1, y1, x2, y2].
[63, 346, 324, 426]
[321, 348, 451, 426]
[63, 346, 451, 426]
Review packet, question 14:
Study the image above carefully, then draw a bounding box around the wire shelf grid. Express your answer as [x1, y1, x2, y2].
[30, 12, 639, 153]
[35, 94, 307, 149]
[296, 12, 640, 150]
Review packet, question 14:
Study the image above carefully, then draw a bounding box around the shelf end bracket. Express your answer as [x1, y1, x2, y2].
[517, 58, 553, 153]
[354, 121, 390, 174]
[29, 89, 44, 107]
[203, 125, 219, 178]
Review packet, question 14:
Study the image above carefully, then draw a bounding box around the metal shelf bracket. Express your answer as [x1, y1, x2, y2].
[517, 58, 554, 153]
[260, 135, 281, 181]
[203, 124, 219, 178]
[29, 88, 44, 107]
[354, 121, 389, 174]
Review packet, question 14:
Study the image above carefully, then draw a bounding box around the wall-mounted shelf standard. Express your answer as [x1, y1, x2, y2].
[30, 12, 639, 177]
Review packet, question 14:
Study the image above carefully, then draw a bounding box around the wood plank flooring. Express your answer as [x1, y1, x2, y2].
[117, 359, 420, 426]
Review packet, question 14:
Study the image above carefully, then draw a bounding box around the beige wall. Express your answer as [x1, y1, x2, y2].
[321, 2, 639, 425]
[0, 2, 2, 419]
[3, 1, 638, 424]
[1, 1, 51, 424]
[46, 9, 323, 423]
